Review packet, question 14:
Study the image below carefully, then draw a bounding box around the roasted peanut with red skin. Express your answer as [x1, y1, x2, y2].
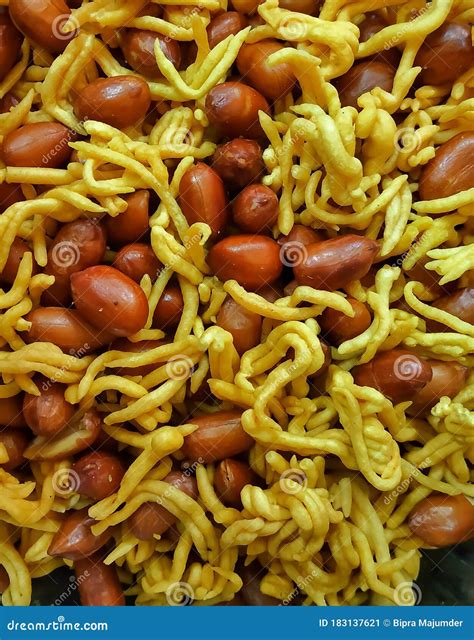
[335, 61, 395, 109]
[214, 458, 257, 507]
[319, 298, 371, 346]
[0, 9, 22, 80]
[232, 184, 279, 233]
[358, 13, 401, 68]
[25, 308, 113, 353]
[71, 265, 149, 337]
[178, 163, 228, 238]
[23, 382, 74, 438]
[122, 29, 181, 76]
[293, 235, 379, 290]
[205, 82, 270, 139]
[152, 286, 184, 330]
[2, 123, 76, 168]
[237, 40, 296, 100]
[277, 225, 324, 266]
[426, 288, 474, 332]
[352, 349, 432, 403]
[216, 297, 262, 355]
[129, 471, 198, 540]
[105, 190, 150, 248]
[0, 183, 24, 214]
[48, 507, 112, 560]
[25, 409, 101, 461]
[408, 494, 474, 547]
[407, 361, 468, 416]
[208, 235, 283, 290]
[0, 396, 26, 428]
[74, 76, 151, 129]
[73, 451, 125, 500]
[43, 219, 107, 306]
[0, 566, 9, 593]
[113, 243, 161, 283]
[9, 0, 75, 53]
[279, 0, 320, 13]
[111, 338, 166, 376]
[207, 12, 247, 49]
[2, 239, 31, 285]
[415, 23, 474, 86]
[75, 555, 125, 606]
[0, 428, 28, 470]
[231, 0, 260, 14]
[418, 133, 474, 201]
[0, 92, 19, 113]
[212, 139, 263, 190]
[182, 410, 254, 463]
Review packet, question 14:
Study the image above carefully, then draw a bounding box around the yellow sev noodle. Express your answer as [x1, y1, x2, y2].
[0, 0, 472, 608]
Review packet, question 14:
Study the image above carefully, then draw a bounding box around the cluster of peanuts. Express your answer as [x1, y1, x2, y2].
[0, 0, 472, 608]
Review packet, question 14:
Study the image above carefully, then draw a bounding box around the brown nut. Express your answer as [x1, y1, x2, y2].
[207, 12, 247, 49]
[406, 361, 468, 416]
[71, 265, 149, 338]
[214, 458, 257, 507]
[129, 470, 198, 540]
[278, 0, 320, 13]
[0, 92, 19, 114]
[232, 184, 279, 233]
[9, 0, 75, 54]
[293, 235, 379, 290]
[1, 238, 32, 285]
[319, 298, 371, 346]
[212, 139, 263, 191]
[25, 307, 113, 354]
[43, 219, 107, 306]
[75, 554, 125, 606]
[74, 76, 151, 129]
[2, 122, 76, 168]
[236, 39, 296, 101]
[358, 12, 401, 68]
[352, 349, 432, 404]
[73, 451, 126, 500]
[0, 8, 22, 80]
[0, 427, 29, 470]
[0, 395, 26, 428]
[25, 409, 101, 461]
[23, 380, 75, 438]
[182, 410, 254, 463]
[178, 162, 228, 238]
[418, 132, 474, 201]
[335, 60, 395, 109]
[205, 81, 270, 139]
[415, 23, 474, 86]
[121, 29, 181, 76]
[408, 494, 474, 547]
[426, 288, 474, 332]
[113, 242, 162, 283]
[208, 234, 283, 290]
[216, 297, 262, 355]
[152, 285, 184, 331]
[0, 566, 9, 593]
[104, 190, 150, 248]
[0, 183, 24, 214]
[110, 338, 166, 376]
[277, 225, 324, 266]
[231, 0, 261, 14]
[48, 507, 112, 560]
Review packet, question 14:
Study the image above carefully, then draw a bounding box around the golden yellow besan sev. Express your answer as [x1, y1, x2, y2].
[0, 0, 472, 607]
